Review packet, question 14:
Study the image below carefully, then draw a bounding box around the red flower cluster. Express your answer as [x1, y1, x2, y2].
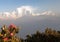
[9, 24, 17, 29]
[3, 37, 8, 41]
[0, 24, 19, 42]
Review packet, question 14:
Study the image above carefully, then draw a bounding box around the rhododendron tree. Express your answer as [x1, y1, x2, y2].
[0, 24, 21, 42]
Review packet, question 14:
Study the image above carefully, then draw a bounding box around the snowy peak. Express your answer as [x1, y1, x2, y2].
[0, 6, 56, 20]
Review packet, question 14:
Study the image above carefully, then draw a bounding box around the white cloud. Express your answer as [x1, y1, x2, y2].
[11, 11, 17, 18]
[0, 6, 34, 20]
[32, 13, 40, 16]
[31, 11, 56, 16]
[0, 6, 56, 20]
[17, 6, 33, 17]
[0, 12, 17, 20]
[42, 11, 55, 16]
[3, 12, 10, 17]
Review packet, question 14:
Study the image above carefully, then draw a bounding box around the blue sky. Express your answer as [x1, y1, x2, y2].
[0, 0, 60, 13]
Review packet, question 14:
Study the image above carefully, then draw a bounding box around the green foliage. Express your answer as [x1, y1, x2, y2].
[23, 28, 60, 42]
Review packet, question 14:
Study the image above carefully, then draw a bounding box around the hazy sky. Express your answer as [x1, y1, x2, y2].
[0, 0, 60, 13]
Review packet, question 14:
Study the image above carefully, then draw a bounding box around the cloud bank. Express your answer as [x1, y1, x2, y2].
[0, 6, 56, 20]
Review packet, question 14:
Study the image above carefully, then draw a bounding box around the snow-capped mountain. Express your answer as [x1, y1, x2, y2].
[0, 6, 56, 20]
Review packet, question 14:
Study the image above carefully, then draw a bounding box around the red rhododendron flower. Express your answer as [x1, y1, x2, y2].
[3, 37, 8, 41]
[10, 33, 13, 36]
[9, 24, 17, 29]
